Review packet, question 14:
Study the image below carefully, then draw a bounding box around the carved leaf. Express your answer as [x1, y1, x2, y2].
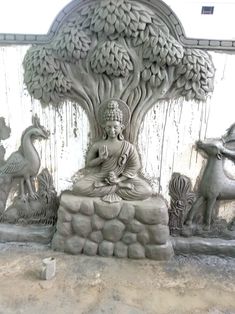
[42, 92, 51, 104]
[34, 88, 43, 99]
[116, 7, 124, 18]
[138, 22, 146, 31]
[94, 19, 106, 32]
[24, 72, 32, 83]
[0, 118, 11, 141]
[130, 21, 138, 32]
[82, 17, 92, 28]
[133, 37, 145, 47]
[129, 10, 138, 22]
[121, 2, 131, 12]
[141, 69, 151, 81]
[107, 4, 116, 13]
[139, 11, 152, 24]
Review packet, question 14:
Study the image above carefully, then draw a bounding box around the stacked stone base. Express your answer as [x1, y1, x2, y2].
[52, 192, 174, 260]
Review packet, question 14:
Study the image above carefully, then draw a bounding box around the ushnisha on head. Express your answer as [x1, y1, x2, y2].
[98, 99, 130, 141]
[103, 100, 123, 124]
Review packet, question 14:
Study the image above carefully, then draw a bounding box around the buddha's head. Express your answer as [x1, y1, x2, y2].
[102, 100, 124, 140]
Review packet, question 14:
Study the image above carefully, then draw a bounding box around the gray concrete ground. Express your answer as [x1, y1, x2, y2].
[0, 243, 234, 314]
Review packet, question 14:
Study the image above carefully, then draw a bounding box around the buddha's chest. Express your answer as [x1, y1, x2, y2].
[105, 142, 123, 157]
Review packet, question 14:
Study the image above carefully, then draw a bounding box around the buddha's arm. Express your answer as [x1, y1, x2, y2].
[116, 145, 140, 187]
[116, 175, 129, 182]
[122, 146, 141, 179]
[86, 144, 108, 167]
[87, 157, 103, 167]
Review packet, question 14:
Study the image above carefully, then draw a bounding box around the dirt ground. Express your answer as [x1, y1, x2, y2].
[0, 243, 234, 314]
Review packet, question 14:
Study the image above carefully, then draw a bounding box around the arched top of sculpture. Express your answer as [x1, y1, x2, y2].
[0, 0, 235, 50]
[50, 0, 185, 44]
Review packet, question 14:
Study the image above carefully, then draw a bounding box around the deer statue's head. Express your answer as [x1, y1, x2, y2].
[196, 138, 225, 159]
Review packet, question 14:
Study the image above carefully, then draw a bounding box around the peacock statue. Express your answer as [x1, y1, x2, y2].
[0, 115, 49, 206]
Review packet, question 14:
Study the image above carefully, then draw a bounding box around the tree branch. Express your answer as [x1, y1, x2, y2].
[61, 62, 93, 113]
[120, 40, 141, 105]
[129, 66, 176, 143]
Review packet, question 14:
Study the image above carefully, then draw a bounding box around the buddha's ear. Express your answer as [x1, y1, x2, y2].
[121, 124, 125, 130]
[102, 129, 108, 140]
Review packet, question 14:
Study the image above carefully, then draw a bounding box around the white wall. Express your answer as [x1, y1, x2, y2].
[0, 0, 70, 34]
[1, 46, 235, 221]
[165, 0, 235, 39]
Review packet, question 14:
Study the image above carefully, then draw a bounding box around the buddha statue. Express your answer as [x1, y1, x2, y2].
[73, 99, 153, 203]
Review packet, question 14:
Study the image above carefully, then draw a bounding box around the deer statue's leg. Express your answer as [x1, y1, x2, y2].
[204, 197, 217, 231]
[185, 196, 205, 226]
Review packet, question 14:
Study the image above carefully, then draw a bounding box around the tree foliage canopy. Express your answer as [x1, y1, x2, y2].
[23, 0, 215, 141]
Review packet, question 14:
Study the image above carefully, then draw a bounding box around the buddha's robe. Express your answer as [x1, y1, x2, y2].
[73, 140, 152, 201]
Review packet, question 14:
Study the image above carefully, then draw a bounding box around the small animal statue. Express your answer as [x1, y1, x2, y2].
[169, 173, 195, 235]
[185, 124, 235, 230]
[0, 116, 48, 201]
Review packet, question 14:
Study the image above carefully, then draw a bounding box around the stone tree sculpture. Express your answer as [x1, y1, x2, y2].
[23, 0, 215, 143]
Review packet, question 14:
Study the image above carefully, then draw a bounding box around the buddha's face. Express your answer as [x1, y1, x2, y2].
[104, 120, 123, 139]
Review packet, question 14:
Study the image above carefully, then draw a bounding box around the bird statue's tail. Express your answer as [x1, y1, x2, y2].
[0, 175, 12, 215]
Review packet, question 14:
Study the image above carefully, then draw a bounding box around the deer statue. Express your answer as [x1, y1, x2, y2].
[185, 123, 235, 230]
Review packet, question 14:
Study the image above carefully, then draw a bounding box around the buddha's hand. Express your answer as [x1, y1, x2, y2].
[99, 145, 108, 161]
[105, 171, 119, 185]
[94, 181, 106, 188]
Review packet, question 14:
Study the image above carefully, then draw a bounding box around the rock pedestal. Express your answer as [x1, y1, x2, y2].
[52, 192, 174, 260]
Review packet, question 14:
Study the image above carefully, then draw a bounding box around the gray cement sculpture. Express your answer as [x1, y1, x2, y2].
[2, 168, 59, 225]
[185, 124, 235, 231]
[0, 116, 58, 225]
[168, 173, 195, 236]
[23, 0, 215, 258]
[73, 99, 152, 203]
[23, 0, 215, 143]
[53, 99, 173, 260]
[0, 116, 48, 201]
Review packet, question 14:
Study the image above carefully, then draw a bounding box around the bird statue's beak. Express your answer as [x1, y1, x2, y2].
[40, 127, 50, 139]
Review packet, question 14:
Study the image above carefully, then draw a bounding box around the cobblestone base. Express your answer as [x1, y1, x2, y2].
[52, 192, 174, 260]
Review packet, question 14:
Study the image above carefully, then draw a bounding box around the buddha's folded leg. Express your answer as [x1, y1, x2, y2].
[117, 177, 152, 201]
[73, 175, 116, 197]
